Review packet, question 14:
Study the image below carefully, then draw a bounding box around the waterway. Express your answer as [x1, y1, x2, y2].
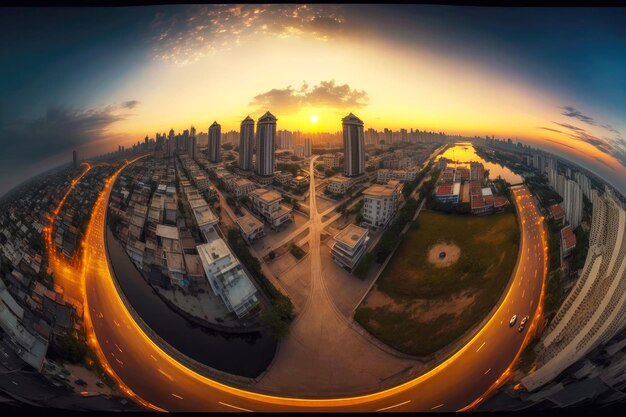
[439, 142, 523, 184]
[106, 227, 277, 378]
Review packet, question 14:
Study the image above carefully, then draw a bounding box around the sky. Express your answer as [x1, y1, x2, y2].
[1, 5, 625, 196]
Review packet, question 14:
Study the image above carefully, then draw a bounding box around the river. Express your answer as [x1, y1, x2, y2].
[439, 142, 523, 184]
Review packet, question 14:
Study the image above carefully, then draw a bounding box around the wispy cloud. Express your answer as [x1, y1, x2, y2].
[560, 105, 622, 137]
[150, 5, 346, 65]
[121, 100, 140, 109]
[250, 80, 368, 113]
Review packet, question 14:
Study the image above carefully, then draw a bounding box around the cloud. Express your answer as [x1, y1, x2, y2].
[561, 106, 595, 125]
[0, 101, 137, 163]
[537, 126, 564, 134]
[150, 5, 346, 65]
[546, 119, 626, 168]
[560, 105, 622, 137]
[250, 80, 368, 113]
[121, 100, 140, 109]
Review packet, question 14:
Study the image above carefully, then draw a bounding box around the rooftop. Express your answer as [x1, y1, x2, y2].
[549, 204, 565, 219]
[193, 205, 218, 226]
[250, 188, 282, 204]
[328, 175, 352, 184]
[561, 225, 577, 249]
[156, 224, 179, 241]
[334, 224, 369, 249]
[236, 214, 264, 235]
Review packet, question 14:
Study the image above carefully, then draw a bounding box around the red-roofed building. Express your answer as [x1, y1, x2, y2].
[435, 182, 460, 204]
[549, 204, 565, 223]
[561, 225, 577, 260]
[494, 196, 509, 211]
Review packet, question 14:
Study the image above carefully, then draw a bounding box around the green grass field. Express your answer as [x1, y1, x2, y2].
[355, 210, 520, 356]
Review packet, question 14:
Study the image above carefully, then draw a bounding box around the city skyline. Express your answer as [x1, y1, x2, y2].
[1, 5, 626, 197]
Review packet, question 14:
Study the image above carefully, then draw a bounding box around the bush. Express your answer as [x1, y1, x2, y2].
[354, 252, 374, 280]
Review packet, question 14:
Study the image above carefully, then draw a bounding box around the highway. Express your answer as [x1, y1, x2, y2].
[50, 155, 547, 411]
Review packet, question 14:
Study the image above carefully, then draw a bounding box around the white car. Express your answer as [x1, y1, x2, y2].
[509, 315, 517, 327]
[518, 315, 530, 332]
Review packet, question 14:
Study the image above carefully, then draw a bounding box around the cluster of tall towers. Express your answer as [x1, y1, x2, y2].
[156, 111, 365, 180]
[237, 111, 277, 177]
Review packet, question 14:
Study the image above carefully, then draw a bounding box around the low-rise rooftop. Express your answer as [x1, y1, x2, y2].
[334, 224, 368, 250]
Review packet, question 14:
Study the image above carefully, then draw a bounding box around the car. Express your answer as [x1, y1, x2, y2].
[509, 315, 517, 327]
[518, 315, 530, 332]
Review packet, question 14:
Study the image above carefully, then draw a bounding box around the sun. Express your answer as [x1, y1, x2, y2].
[310, 115, 318, 123]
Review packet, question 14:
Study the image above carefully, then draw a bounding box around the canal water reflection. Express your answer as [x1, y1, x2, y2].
[439, 142, 523, 184]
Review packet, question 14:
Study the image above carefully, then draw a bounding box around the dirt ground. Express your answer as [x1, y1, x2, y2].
[427, 241, 461, 268]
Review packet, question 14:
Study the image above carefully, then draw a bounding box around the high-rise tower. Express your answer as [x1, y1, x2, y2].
[208, 121, 221, 163]
[239, 115, 255, 171]
[255, 111, 277, 177]
[342, 113, 365, 177]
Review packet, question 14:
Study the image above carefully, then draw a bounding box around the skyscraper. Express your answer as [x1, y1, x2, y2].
[255, 111, 277, 177]
[208, 121, 221, 163]
[342, 113, 365, 177]
[304, 138, 312, 157]
[239, 115, 255, 171]
[72, 150, 77, 169]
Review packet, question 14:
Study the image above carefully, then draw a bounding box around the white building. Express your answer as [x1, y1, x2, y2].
[361, 180, 403, 228]
[229, 177, 256, 198]
[377, 169, 417, 184]
[326, 175, 354, 195]
[197, 230, 259, 318]
[330, 224, 370, 270]
[563, 177, 583, 228]
[522, 189, 626, 392]
[249, 188, 293, 228]
[274, 171, 294, 186]
[235, 213, 265, 243]
[321, 153, 342, 169]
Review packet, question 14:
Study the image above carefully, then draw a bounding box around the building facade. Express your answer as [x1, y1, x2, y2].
[342, 113, 365, 177]
[239, 115, 255, 171]
[208, 121, 221, 163]
[361, 180, 403, 228]
[330, 224, 370, 270]
[255, 111, 277, 177]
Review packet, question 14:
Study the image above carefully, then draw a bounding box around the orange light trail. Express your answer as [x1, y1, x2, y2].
[45, 157, 548, 412]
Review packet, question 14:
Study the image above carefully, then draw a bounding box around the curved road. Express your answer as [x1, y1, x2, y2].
[67, 157, 547, 411]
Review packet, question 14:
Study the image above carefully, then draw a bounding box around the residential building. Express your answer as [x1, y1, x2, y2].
[361, 180, 403, 228]
[235, 214, 265, 243]
[549, 204, 565, 224]
[255, 111, 277, 178]
[321, 153, 342, 169]
[249, 188, 293, 228]
[522, 190, 626, 392]
[342, 113, 365, 177]
[561, 225, 577, 259]
[330, 224, 370, 270]
[274, 171, 294, 186]
[470, 162, 485, 183]
[208, 121, 221, 163]
[229, 178, 256, 198]
[197, 230, 259, 318]
[239, 115, 255, 171]
[377, 168, 417, 184]
[304, 138, 312, 157]
[435, 182, 461, 204]
[326, 175, 353, 195]
[563, 178, 583, 228]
